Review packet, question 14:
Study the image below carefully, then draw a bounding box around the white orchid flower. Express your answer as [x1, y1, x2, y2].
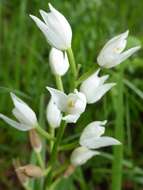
[80, 69, 116, 104]
[30, 3, 72, 50]
[46, 98, 62, 128]
[80, 120, 121, 149]
[49, 48, 69, 76]
[97, 30, 141, 68]
[46, 87, 87, 123]
[70, 146, 100, 166]
[0, 93, 38, 131]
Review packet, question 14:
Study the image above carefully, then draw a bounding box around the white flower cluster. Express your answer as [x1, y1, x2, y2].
[0, 3, 140, 167]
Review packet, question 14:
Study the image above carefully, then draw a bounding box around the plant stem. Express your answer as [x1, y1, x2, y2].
[44, 121, 67, 188]
[36, 152, 45, 169]
[36, 125, 55, 141]
[23, 183, 32, 190]
[111, 66, 124, 190]
[50, 121, 66, 165]
[66, 48, 77, 87]
[55, 75, 64, 91]
[50, 127, 55, 152]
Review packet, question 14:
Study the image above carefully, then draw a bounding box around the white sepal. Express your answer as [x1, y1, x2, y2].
[0, 114, 32, 131]
[46, 98, 62, 128]
[80, 121, 107, 142]
[49, 48, 69, 76]
[97, 30, 141, 68]
[80, 121, 121, 149]
[70, 146, 99, 166]
[80, 69, 116, 104]
[30, 3, 72, 50]
[46, 87, 67, 112]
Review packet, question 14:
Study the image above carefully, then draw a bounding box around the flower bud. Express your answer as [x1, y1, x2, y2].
[49, 48, 69, 76]
[18, 164, 43, 178]
[29, 129, 42, 153]
[46, 98, 62, 128]
[13, 159, 28, 185]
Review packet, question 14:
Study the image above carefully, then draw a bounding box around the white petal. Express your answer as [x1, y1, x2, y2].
[66, 90, 87, 115]
[70, 146, 99, 166]
[62, 114, 80, 123]
[0, 114, 32, 131]
[117, 46, 141, 65]
[46, 98, 62, 128]
[12, 108, 32, 126]
[49, 48, 69, 76]
[103, 30, 129, 53]
[48, 3, 72, 48]
[46, 87, 67, 112]
[80, 121, 107, 145]
[30, 14, 64, 50]
[80, 70, 116, 104]
[80, 136, 121, 149]
[87, 83, 116, 104]
[10, 93, 37, 126]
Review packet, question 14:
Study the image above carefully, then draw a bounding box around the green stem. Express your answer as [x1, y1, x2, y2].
[44, 121, 67, 188]
[36, 152, 45, 169]
[111, 66, 124, 190]
[66, 48, 77, 82]
[55, 75, 64, 91]
[50, 127, 55, 152]
[50, 121, 66, 165]
[36, 125, 55, 141]
[23, 183, 32, 190]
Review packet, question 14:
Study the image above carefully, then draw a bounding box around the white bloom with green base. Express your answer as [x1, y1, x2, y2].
[97, 30, 141, 68]
[80, 121, 121, 149]
[46, 98, 62, 128]
[80, 69, 116, 104]
[49, 48, 69, 76]
[0, 93, 37, 131]
[30, 3, 72, 50]
[70, 146, 99, 166]
[46, 87, 86, 123]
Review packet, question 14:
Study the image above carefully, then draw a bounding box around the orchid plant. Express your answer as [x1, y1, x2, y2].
[0, 3, 141, 190]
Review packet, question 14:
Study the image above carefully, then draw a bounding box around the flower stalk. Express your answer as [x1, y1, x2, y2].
[55, 75, 64, 91]
[35, 125, 55, 141]
[66, 48, 77, 83]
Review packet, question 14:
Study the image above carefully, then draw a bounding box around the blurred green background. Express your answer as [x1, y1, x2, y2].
[0, 0, 143, 189]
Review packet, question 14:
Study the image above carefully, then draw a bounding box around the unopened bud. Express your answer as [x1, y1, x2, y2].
[64, 164, 75, 178]
[18, 164, 43, 178]
[29, 129, 42, 153]
[13, 159, 28, 185]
